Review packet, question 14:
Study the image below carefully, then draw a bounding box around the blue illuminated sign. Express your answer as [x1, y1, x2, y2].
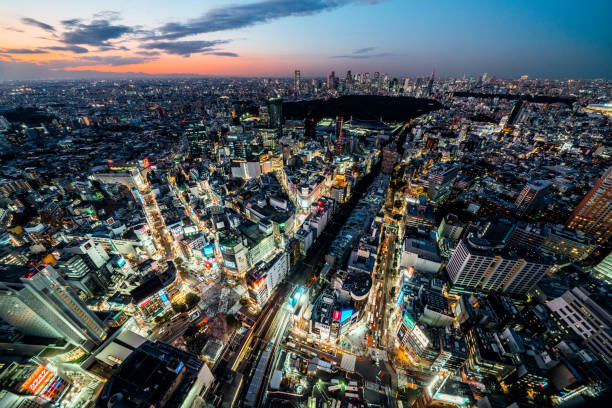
[289, 288, 302, 308]
[396, 290, 404, 306]
[340, 309, 353, 324]
[160, 293, 169, 303]
[203, 245, 215, 257]
[117, 257, 126, 267]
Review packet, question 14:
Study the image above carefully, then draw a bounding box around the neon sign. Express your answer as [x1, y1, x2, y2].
[403, 313, 415, 329]
[22, 365, 54, 395]
[340, 309, 353, 323]
[252, 276, 266, 290]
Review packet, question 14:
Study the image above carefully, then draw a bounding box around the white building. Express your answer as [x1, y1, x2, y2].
[547, 287, 612, 366]
[400, 238, 442, 274]
[446, 237, 551, 296]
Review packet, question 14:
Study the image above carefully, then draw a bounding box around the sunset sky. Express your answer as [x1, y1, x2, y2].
[1, 0, 611, 80]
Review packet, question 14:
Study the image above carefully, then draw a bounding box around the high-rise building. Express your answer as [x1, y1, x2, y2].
[96, 340, 204, 408]
[0, 264, 107, 350]
[446, 237, 552, 296]
[426, 70, 435, 96]
[381, 144, 399, 174]
[566, 165, 612, 242]
[427, 165, 460, 204]
[505, 221, 549, 250]
[437, 213, 464, 243]
[65, 238, 110, 269]
[514, 180, 552, 217]
[294, 70, 301, 94]
[327, 71, 336, 89]
[547, 287, 612, 366]
[593, 251, 612, 281]
[267, 97, 283, 137]
[540, 225, 596, 262]
[247, 251, 288, 308]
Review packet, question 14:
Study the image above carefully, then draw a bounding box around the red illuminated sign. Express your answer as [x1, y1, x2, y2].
[143, 158, 151, 168]
[22, 365, 54, 395]
[140, 298, 151, 308]
[333, 310, 341, 321]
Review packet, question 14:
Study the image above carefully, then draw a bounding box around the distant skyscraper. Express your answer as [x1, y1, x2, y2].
[566, 165, 612, 242]
[514, 180, 552, 217]
[294, 70, 301, 94]
[327, 71, 336, 90]
[0, 264, 107, 350]
[426, 70, 435, 96]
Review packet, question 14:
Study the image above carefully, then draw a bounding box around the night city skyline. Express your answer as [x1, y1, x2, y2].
[1, 2, 611, 408]
[1, 0, 612, 80]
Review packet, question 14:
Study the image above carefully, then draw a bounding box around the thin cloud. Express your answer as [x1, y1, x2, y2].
[92, 11, 121, 21]
[61, 19, 81, 27]
[135, 50, 161, 56]
[331, 52, 394, 59]
[150, 0, 385, 40]
[208, 51, 239, 57]
[141, 40, 230, 56]
[354, 46, 375, 54]
[21, 17, 55, 32]
[2, 26, 25, 33]
[43, 45, 89, 54]
[0, 48, 48, 54]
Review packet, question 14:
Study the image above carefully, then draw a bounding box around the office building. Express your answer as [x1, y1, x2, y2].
[268, 97, 283, 137]
[547, 287, 612, 366]
[427, 165, 460, 204]
[381, 143, 399, 174]
[327, 71, 336, 89]
[437, 213, 464, 242]
[514, 180, 552, 217]
[247, 251, 288, 308]
[64, 238, 110, 269]
[96, 340, 204, 408]
[540, 225, 596, 262]
[505, 221, 549, 250]
[294, 69, 300, 94]
[0, 264, 107, 350]
[446, 237, 552, 296]
[566, 165, 612, 242]
[593, 251, 612, 281]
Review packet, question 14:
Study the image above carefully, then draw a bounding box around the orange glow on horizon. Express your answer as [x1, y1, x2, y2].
[2, 49, 289, 76]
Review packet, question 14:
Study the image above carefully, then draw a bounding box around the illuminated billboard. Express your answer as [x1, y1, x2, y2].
[340, 309, 353, 323]
[22, 365, 54, 395]
[203, 245, 215, 257]
[333, 310, 341, 321]
[251, 276, 266, 290]
[402, 312, 415, 329]
[289, 288, 302, 308]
